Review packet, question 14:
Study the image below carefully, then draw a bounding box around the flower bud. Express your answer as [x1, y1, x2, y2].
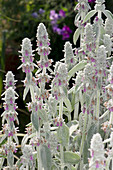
[63, 41, 76, 70]
[36, 23, 52, 69]
[105, 18, 113, 37]
[3, 71, 17, 89]
[89, 133, 105, 169]
[18, 38, 35, 73]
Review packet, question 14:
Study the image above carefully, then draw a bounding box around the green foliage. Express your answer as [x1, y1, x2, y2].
[40, 144, 52, 170]
[57, 123, 69, 147]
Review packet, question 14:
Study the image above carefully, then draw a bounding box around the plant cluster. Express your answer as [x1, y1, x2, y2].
[0, 0, 113, 169]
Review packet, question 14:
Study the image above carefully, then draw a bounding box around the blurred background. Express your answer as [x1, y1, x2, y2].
[0, 0, 113, 132]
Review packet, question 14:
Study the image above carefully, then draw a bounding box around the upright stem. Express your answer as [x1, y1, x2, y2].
[59, 98, 63, 119]
[74, 92, 79, 120]
[96, 10, 102, 50]
[96, 89, 100, 131]
[79, 110, 88, 156]
[110, 111, 113, 125]
[59, 98, 64, 170]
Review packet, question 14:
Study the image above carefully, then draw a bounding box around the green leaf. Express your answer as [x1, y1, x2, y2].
[31, 112, 39, 131]
[40, 144, 52, 170]
[69, 124, 79, 136]
[87, 123, 97, 147]
[83, 10, 97, 23]
[104, 10, 113, 20]
[23, 86, 29, 100]
[30, 85, 35, 101]
[68, 61, 87, 80]
[57, 123, 69, 147]
[64, 97, 72, 112]
[38, 109, 47, 122]
[64, 151, 80, 164]
[73, 28, 80, 45]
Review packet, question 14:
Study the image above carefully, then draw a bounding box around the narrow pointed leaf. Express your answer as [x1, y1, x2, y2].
[73, 28, 80, 45]
[104, 10, 113, 20]
[31, 112, 39, 131]
[23, 86, 29, 100]
[83, 10, 97, 23]
[68, 61, 87, 80]
[30, 85, 35, 102]
[64, 97, 72, 112]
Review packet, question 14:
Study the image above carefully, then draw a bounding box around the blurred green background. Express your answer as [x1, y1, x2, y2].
[0, 0, 113, 132]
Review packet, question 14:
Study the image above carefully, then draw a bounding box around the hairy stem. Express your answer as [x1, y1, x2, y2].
[96, 89, 100, 131]
[80, 110, 88, 158]
[59, 98, 64, 170]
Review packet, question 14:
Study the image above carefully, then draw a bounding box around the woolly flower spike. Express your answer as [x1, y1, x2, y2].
[76, 0, 90, 14]
[18, 38, 35, 73]
[96, 45, 107, 77]
[89, 133, 106, 169]
[20, 145, 35, 169]
[84, 23, 96, 51]
[53, 62, 68, 87]
[2, 87, 18, 112]
[63, 41, 77, 70]
[85, 23, 94, 44]
[52, 62, 68, 100]
[105, 18, 113, 37]
[36, 23, 52, 69]
[3, 71, 17, 89]
[103, 34, 113, 56]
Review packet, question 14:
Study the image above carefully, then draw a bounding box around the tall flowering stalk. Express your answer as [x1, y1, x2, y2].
[0, 1, 113, 170]
[0, 71, 19, 169]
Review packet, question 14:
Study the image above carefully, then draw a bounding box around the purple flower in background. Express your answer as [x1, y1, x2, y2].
[59, 9, 66, 17]
[61, 26, 72, 40]
[38, 8, 45, 14]
[50, 10, 59, 20]
[88, 0, 96, 2]
[32, 12, 38, 18]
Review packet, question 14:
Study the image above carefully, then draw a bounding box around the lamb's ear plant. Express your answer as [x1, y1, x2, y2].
[0, 0, 113, 169]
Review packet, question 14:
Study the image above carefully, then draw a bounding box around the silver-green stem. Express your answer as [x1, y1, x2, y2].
[96, 89, 100, 131]
[110, 111, 113, 125]
[79, 110, 88, 156]
[59, 98, 64, 170]
[96, 10, 102, 50]
[74, 92, 79, 120]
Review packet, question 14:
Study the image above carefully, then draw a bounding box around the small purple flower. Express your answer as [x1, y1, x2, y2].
[61, 26, 72, 40]
[95, 161, 99, 168]
[57, 122, 59, 126]
[91, 150, 94, 157]
[8, 131, 13, 137]
[59, 9, 65, 17]
[30, 155, 33, 161]
[50, 10, 59, 20]
[88, 0, 96, 2]
[60, 122, 63, 126]
[32, 12, 38, 18]
[38, 8, 45, 14]
[48, 144, 50, 148]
